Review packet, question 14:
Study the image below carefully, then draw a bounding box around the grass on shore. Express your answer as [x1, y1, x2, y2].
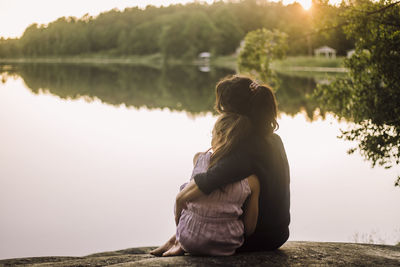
[210, 55, 347, 75]
[271, 56, 345, 70]
[210, 55, 237, 70]
[0, 53, 165, 68]
[0, 54, 347, 74]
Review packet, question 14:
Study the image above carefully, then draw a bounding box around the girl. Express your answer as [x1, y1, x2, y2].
[174, 113, 260, 256]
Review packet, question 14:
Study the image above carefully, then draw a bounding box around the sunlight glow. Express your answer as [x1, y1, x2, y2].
[301, 0, 313, 10]
[284, 0, 313, 10]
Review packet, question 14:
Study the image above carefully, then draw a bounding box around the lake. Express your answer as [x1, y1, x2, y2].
[0, 63, 399, 259]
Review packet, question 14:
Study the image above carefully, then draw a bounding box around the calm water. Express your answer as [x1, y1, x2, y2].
[0, 64, 399, 259]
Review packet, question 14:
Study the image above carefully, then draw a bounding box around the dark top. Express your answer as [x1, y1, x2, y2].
[194, 133, 290, 251]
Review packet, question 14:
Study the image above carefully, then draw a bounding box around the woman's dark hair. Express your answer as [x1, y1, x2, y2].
[209, 75, 278, 168]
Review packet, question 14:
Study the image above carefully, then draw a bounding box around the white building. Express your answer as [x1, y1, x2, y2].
[314, 46, 336, 58]
[198, 52, 211, 61]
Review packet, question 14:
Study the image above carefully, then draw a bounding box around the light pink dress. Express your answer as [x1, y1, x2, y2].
[176, 151, 251, 256]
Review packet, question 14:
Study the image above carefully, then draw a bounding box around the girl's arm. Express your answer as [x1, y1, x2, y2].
[174, 151, 208, 225]
[175, 179, 205, 225]
[242, 175, 260, 237]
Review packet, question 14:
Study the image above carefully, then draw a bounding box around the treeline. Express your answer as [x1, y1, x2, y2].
[0, 0, 354, 59]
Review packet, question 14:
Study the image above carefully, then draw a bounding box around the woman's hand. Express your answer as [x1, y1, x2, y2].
[175, 179, 205, 225]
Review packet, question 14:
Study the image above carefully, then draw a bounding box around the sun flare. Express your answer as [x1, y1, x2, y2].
[283, 0, 313, 10]
[300, 0, 313, 10]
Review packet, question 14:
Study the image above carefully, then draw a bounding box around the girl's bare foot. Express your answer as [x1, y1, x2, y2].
[150, 235, 176, 256]
[162, 239, 185, 257]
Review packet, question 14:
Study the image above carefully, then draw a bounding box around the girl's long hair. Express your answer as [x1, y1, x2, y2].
[209, 75, 278, 169]
[209, 112, 252, 169]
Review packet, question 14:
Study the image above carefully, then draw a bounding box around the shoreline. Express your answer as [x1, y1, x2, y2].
[0, 55, 347, 73]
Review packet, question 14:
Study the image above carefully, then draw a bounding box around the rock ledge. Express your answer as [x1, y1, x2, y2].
[1, 241, 399, 266]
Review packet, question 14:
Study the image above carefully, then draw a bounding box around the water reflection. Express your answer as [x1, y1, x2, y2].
[0, 68, 399, 260]
[1, 64, 230, 114]
[274, 73, 318, 119]
[0, 64, 322, 119]
[1, 63, 399, 180]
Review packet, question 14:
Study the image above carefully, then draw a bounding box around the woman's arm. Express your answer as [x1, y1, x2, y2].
[194, 150, 253, 195]
[176, 149, 254, 225]
[242, 175, 260, 237]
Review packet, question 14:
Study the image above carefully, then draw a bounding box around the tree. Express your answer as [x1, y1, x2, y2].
[159, 13, 190, 59]
[238, 28, 287, 83]
[314, 0, 400, 186]
[210, 7, 244, 55]
[119, 20, 163, 55]
[181, 11, 217, 58]
[20, 23, 42, 56]
[0, 0, 359, 59]
[0, 38, 21, 57]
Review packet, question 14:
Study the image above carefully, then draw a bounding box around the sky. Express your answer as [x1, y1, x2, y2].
[0, 0, 330, 39]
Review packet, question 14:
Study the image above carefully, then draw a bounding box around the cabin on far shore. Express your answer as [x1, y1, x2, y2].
[198, 52, 211, 62]
[314, 46, 336, 58]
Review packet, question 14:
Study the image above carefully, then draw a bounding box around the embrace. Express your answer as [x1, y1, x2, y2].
[151, 75, 290, 256]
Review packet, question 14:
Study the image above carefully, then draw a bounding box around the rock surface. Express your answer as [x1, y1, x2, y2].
[1, 242, 399, 266]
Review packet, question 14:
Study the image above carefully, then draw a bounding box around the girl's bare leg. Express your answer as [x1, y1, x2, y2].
[150, 234, 176, 256]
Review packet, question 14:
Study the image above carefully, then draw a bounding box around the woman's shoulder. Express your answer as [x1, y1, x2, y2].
[255, 133, 284, 147]
[269, 133, 287, 152]
[266, 133, 285, 149]
[271, 132, 283, 142]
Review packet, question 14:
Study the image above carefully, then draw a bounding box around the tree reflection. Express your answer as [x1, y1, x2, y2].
[0, 63, 322, 119]
[315, 79, 400, 186]
[274, 72, 320, 119]
[3, 63, 231, 114]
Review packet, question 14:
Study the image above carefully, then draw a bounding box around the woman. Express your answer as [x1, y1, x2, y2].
[151, 75, 290, 256]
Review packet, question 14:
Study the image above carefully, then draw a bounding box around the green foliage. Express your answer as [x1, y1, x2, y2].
[210, 8, 244, 55]
[238, 28, 287, 83]
[314, 0, 400, 186]
[159, 11, 218, 59]
[119, 20, 162, 55]
[159, 13, 190, 59]
[0, 38, 21, 57]
[182, 12, 217, 58]
[0, 1, 354, 59]
[310, 0, 355, 55]
[279, 3, 314, 55]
